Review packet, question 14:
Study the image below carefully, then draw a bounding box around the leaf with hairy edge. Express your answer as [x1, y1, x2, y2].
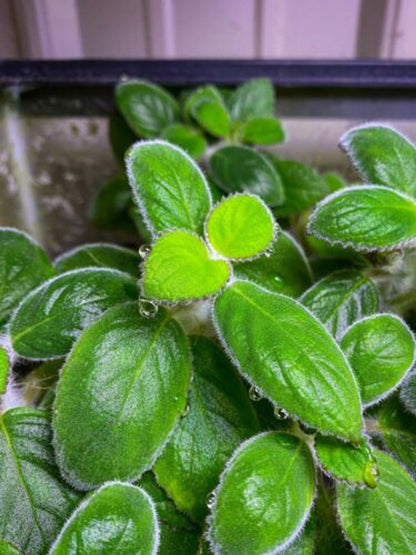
[228, 78, 274, 122]
[337, 450, 416, 555]
[142, 231, 230, 303]
[53, 303, 191, 490]
[340, 124, 416, 197]
[154, 336, 260, 522]
[49, 482, 159, 555]
[400, 371, 416, 417]
[214, 280, 363, 441]
[10, 268, 138, 360]
[301, 270, 379, 340]
[0, 228, 54, 327]
[54, 244, 139, 277]
[116, 80, 179, 138]
[127, 141, 212, 236]
[241, 116, 285, 145]
[185, 86, 231, 138]
[139, 473, 200, 555]
[234, 231, 312, 297]
[0, 408, 80, 555]
[307, 185, 416, 251]
[0, 347, 8, 395]
[205, 194, 277, 260]
[207, 432, 315, 555]
[209, 145, 284, 207]
[340, 314, 415, 406]
[284, 512, 316, 555]
[161, 124, 206, 159]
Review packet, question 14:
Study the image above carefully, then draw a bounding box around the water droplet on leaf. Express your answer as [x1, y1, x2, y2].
[274, 407, 288, 420]
[274, 274, 284, 284]
[363, 456, 379, 488]
[249, 386, 262, 402]
[138, 298, 158, 319]
[139, 244, 152, 259]
[206, 492, 216, 510]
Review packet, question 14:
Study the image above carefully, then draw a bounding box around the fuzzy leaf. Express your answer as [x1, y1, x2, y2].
[307, 185, 416, 251]
[340, 124, 416, 197]
[400, 371, 416, 417]
[241, 116, 285, 145]
[53, 303, 191, 489]
[0, 228, 54, 327]
[283, 513, 316, 555]
[90, 174, 134, 232]
[228, 78, 274, 122]
[234, 231, 312, 297]
[205, 194, 276, 259]
[341, 314, 415, 406]
[209, 145, 284, 207]
[301, 270, 379, 340]
[142, 230, 230, 303]
[274, 159, 329, 215]
[0, 408, 79, 554]
[154, 336, 259, 522]
[207, 432, 315, 554]
[116, 79, 179, 138]
[185, 86, 231, 138]
[127, 140, 212, 236]
[54, 244, 139, 277]
[0, 346, 8, 395]
[10, 268, 138, 359]
[337, 450, 416, 555]
[161, 124, 206, 159]
[50, 483, 159, 554]
[214, 280, 363, 441]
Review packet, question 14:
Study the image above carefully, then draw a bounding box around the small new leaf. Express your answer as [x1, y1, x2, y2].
[228, 78, 274, 122]
[161, 124, 206, 159]
[185, 86, 231, 138]
[241, 116, 285, 145]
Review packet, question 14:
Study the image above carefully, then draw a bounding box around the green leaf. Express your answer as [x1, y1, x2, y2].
[116, 79, 179, 138]
[323, 171, 347, 192]
[228, 78, 274, 122]
[0, 540, 20, 554]
[50, 482, 159, 554]
[54, 243, 139, 277]
[400, 371, 416, 417]
[139, 473, 200, 555]
[301, 270, 379, 340]
[234, 231, 312, 297]
[161, 124, 206, 159]
[89, 174, 134, 232]
[340, 124, 416, 197]
[154, 335, 259, 522]
[307, 185, 416, 251]
[205, 193, 277, 260]
[214, 280, 363, 441]
[10, 268, 138, 359]
[284, 512, 316, 555]
[337, 450, 416, 555]
[241, 116, 285, 145]
[209, 145, 284, 207]
[142, 230, 230, 303]
[0, 228, 54, 327]
[207, 432, 315, 554]
[127, 140, 212, 236]
[53, 303, 191, 489]
[185, 86, 231, 138]
[0, 347, 8, 395]
[273, 159, 329, 215]
[315, 436, 377, 486]
[109, 110, 137, 167]
[0, 408, 79, 555]
[340, 314, 416, 406]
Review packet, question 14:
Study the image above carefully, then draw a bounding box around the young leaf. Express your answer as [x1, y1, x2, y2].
[400, 371, 416, 417]
[142, 230, 230, 303]
[301, 270, 379, 340]
[214, 280, 363, 441]
[10, 268, 138, 359]
[90, 174, 134, 232]
[241, 116, 285, 145]
[0, 408, 80, 555]
[53, 303, 191, 489]
[340, 314, 416, 406]
[54, 243, 139, 277]
[154, 336, 259, 522]
[337, 450, 416, 554]
[307, 185, 416, 251]
[127, 140, 212, 236]
[185, 86, 231, 138]
[205, 193, 277, 260]
[209, 145, 284, 207]
[340, 124, 416, 197]
[273, 159, 330, 215]
[207, 432, 315, 554]
[161, 124, 206, 159]
[116, 79, 179, 138]
[234, 231, 312, 297]
[50, 482, 159, 555]
[0, 346, 8, 395]
[0, 228, 54, 327]
[228, 78, 274, 122]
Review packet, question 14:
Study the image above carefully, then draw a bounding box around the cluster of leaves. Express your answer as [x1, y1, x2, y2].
[1, 78, 416, 555]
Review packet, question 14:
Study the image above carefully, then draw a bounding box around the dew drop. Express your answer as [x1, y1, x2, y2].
[138, 298, 158, 319]
[274, 407, 288, 420]
[363, 456, 379, 489]
[274, 274, 284, 284]
[249, 386, 262, 402]
[206, 492, 216, 510]
[139, 244, 152, 259]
